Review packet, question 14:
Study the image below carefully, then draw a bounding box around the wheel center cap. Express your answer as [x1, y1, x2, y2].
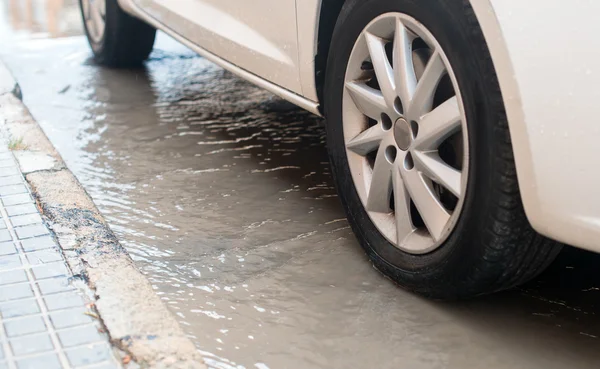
[394, 118, 412, 150]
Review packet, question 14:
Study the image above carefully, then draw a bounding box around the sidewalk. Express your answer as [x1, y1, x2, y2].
[0, 59, 205, 368]
[0, 144, 120, 369]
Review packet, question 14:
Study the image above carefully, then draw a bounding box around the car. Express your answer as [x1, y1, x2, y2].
[78, 0, 600, 299]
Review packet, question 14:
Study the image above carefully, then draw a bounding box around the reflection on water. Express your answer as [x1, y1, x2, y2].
[0, 0, 81, 40]
[2, 19, 600, 369]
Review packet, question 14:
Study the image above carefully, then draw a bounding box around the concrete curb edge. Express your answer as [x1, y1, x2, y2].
[0, 61, 21, 100]
[0, 61, 206, 369]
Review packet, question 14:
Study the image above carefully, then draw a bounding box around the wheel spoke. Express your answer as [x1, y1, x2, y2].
[408, 51, 445, 120]
[413, 96, 461, 150]
[393, 18, 417, 114]
[365, 33, 396, 110]
[82, 0, 91, 20]
[366, 142, 394, 213]
[98, 0, 106, 17]
[346, 124, 386, 156]
[413, 151, 462, 197]
[392, 164, 414, 245]
[89, 1, 105, 38]
[345, 81, 388, 120]
[402, 167, 450, 241]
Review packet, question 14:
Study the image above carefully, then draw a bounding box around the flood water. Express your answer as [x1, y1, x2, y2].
[2, 2, 600, 369]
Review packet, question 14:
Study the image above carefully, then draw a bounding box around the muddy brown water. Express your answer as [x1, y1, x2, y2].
[2, 2, 600, 368]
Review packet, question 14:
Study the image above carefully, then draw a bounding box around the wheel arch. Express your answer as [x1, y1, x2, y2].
[312, 0, 346, 114]
[115, 0, 137, 15]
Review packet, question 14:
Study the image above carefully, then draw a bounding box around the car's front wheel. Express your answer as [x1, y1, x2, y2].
[324, 0, 562, 299]
[79, 0, 156, 67]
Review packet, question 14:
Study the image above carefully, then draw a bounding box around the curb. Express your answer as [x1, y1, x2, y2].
[0, 62, 206, 368]
[0, 61, 21, 100]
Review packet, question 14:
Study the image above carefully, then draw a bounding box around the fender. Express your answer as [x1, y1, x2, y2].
[470, 0, 600, 252]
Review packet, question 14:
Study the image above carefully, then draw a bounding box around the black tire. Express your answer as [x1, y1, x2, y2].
[324, 0, 562, 299]
[79, 0, 156, 67]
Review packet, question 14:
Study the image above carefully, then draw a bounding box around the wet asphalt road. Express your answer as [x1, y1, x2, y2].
[2, 2, 600, 368]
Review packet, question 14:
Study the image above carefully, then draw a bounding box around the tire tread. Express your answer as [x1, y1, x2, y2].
[460, 0, 562, 292]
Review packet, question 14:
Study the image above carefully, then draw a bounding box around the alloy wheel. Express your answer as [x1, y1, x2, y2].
[343, 13, 469, 254]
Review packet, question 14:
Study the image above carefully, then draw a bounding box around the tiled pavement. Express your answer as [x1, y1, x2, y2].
[0, 144, 121, 369]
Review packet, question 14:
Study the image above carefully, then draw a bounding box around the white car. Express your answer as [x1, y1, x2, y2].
[79, 0, 599, 298]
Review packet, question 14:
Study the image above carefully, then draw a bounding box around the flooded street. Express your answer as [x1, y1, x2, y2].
[2, 1, 600, 368]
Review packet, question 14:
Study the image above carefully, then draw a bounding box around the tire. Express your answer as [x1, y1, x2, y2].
[79, 0, 156, 67]
[324, 0, 562, 299]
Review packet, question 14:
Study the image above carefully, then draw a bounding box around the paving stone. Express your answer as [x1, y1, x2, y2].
[0, 242, 17, 256]
[5, 203, 37, 217]
[37, 277, 75, 295]
[0, 254, 21, 270]
[58, 325, 104, 347]
[0, 176, 22, 187]
[0, 283, 33, 302]
[66, 343, 112, 367]
[4, 315, 46, 337]
[26, 249, 63, 265]
[0, 166, 19, 177]
[15, 224, 49, 239]
[50, 307, 94, 329]
[0, 142, 115, 368]
[16, 353, 61, 369]
[0, 230, 11, 243]
[0, 269, 27, 285]
[0, 184, 27, 197]
[0, 159, 14, 168]
[44, 292, 84, 311]
[10, 333, 54, 356]
[32, 262, 69, 280]
[83, 362, 120, 369]
[21, 236, 56, 252]
[0, 299, 40, 318]
[1, 193, 32, 206]
[10, 213, 42, 227]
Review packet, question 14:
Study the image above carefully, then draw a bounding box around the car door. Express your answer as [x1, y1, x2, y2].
[135, 0, 302, 94]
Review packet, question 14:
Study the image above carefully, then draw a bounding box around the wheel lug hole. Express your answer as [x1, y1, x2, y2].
[394, 97, 403, 115]
[410, 120, 419, 138]
[381, 113, 393, 131]
[385, 146, 397, 164]
[404, 151, 414, 170]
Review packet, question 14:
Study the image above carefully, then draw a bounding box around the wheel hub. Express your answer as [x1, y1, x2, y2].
[393, 118, 412, 151]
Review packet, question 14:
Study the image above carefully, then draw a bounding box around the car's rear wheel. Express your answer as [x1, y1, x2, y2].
[79, 0, 156, 67]
[324, 0, 562, 299]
